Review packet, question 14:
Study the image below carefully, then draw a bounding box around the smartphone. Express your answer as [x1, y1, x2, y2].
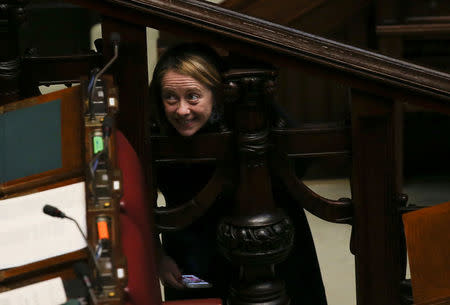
[182, 274, 212, 288]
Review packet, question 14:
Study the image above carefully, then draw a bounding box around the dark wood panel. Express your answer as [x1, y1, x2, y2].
[221, 0, 371, 38]
[376, 0, 406, 24]
[228, 0, 326, 26]
[404, 1, 450, 19]
[350, 89, 404, 305]
[288, 0, 371, 36]
[272, 126, 351, 157]
[22, 54, 102, 86]
[277, 68, 351, 123]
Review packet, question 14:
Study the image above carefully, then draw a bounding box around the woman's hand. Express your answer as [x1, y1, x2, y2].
[158, 254, 185, 289]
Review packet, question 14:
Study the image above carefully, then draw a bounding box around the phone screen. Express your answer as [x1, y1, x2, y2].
[182, 275, 212, 288]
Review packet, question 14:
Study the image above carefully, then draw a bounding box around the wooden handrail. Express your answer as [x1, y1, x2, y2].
[70, 0, 450, 102]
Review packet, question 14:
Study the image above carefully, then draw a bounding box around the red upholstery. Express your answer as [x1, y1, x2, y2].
[116, 131, 222, 305]
[121, 214, 160, 305]
[117, 130, 162, 305]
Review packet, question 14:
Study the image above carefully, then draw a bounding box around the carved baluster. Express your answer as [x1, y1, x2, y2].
[0, 0, 27, 104]
[218, 70, 293, 305]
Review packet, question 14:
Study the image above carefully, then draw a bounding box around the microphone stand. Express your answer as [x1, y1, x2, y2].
[65, 215, 102, 279]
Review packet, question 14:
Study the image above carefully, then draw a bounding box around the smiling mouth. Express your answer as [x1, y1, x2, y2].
[178, 118, 195, 127]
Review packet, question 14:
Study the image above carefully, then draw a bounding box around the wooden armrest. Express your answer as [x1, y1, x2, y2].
[163, 299, 222, 305]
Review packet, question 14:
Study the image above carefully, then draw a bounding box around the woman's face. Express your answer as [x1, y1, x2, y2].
[161, 70, 213, 136]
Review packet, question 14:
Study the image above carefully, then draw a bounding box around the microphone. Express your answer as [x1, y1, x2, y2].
[42, 205, 102, 292]
[43, 204, 66, 218]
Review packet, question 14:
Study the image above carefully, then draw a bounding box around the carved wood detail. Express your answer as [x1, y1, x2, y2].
[0, 0, 28, 104]
[217, 69, 292, 305]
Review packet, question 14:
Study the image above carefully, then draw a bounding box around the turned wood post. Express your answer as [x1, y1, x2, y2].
[0, 0, 27, 104]
[217, 69, 294, 305]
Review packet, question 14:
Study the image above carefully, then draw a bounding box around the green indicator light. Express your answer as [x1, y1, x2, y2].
[93, 136, 104, 154]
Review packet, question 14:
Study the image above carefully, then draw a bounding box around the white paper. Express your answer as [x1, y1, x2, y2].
[0, 277, 67, 305]
[0, 182, 87, 269]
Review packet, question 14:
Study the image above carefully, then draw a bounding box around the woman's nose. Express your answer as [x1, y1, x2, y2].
[176, 101, 190, 116]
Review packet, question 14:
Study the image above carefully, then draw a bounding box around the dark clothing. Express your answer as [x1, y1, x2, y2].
[157, 162, 327, 304]
[158, 163, 232, 300]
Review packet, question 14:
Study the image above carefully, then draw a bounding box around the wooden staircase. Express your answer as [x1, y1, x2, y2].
[2, 0, 450, 304]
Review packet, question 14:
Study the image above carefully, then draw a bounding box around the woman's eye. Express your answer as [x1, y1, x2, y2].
[187, 93, 200, 102]
[164, 94, 176, 100]
[163, 94, 178, 104]
[164, 101, 178, 107]
[163, 99, 178, 106]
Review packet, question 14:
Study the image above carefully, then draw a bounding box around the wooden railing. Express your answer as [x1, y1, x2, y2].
[57, 0, 450, 304]
[71, 0, 450, 97]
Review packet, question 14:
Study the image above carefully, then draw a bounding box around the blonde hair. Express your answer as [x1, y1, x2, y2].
[154, 53, 222, 93]
[155, 54, 221, 92]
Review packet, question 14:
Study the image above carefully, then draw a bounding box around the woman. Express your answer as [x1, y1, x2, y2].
[151, 43, 229, 301]
[151, 43, 327, 304]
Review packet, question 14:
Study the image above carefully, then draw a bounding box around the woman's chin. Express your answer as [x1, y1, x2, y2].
[176, 126, 198, 137]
